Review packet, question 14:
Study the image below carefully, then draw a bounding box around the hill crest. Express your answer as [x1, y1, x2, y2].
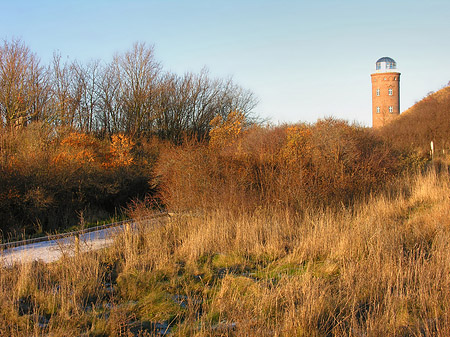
[378, 83, 450, 154]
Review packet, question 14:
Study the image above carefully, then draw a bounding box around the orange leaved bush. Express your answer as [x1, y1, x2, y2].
[209, 111, 245, 150]
[51, 132, 135, 169]
[52, 132, 99, 166]
[103, 134, 135, 169]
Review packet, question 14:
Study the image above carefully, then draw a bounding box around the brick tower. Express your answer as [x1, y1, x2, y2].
[371, 57, 400, 128]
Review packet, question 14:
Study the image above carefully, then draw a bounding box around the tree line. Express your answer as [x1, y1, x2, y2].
[0, 39, 257, 141]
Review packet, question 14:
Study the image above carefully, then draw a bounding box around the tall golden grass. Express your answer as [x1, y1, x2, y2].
[2, 169, 450, 336]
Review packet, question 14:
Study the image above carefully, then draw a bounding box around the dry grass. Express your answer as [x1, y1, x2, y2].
[1, 169, 450, 336]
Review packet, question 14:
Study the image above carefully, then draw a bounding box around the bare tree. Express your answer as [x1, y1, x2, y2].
[112, 42, 162, 136]
[0, 39, 258, 140]
[98, 62, 121, 134]
[0, 39, 47, 128]
[71, 60, 102, 132]
[154, 68, 257, 142]
[49, 53, 77, 128]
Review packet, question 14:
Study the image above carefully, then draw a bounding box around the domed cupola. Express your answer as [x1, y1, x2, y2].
[375, 57, 397, 72]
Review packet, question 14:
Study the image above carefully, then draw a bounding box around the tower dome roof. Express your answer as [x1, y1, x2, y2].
[375, 57, 397, 72]
[376, 57, 396, 64]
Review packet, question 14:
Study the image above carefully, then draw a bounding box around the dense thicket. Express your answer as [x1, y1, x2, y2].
[0, 124, 161, 238]
[156, 117, 421, 213]
[0, 39, 256, 141]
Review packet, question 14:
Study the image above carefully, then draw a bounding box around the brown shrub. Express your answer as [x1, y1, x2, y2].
[156, 118, 410, 213]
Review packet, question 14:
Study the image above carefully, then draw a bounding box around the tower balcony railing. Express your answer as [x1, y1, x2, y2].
[374, 68, 400, 74]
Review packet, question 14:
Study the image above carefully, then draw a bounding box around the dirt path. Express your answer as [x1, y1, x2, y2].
[0, 225, 125, 267]
[1, 214, 169, 267]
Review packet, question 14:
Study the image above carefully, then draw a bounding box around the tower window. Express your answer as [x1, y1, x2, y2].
[376, 107, 380, 113]
[389, 106, 393, 113]
[376, 89, 380, 96]
[388, 88, 393, 96]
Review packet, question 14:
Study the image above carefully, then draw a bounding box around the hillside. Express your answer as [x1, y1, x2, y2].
[378, 84, 450, 156]
[0, 115, 442, 335]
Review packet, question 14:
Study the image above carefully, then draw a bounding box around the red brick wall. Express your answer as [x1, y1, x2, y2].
[371, 72, 400, 128]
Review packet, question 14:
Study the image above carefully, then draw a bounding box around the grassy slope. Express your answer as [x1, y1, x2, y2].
[2, 170, 450, 336]
[378, 84, 450, 155]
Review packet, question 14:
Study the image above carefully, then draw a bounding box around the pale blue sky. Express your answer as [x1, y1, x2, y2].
[1, 0, 449, 126]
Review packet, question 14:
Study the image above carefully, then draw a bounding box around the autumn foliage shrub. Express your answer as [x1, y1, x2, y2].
[157, 116, 413, 213]
[0, 124, 158, 239]
[277, 119, 404, 206]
